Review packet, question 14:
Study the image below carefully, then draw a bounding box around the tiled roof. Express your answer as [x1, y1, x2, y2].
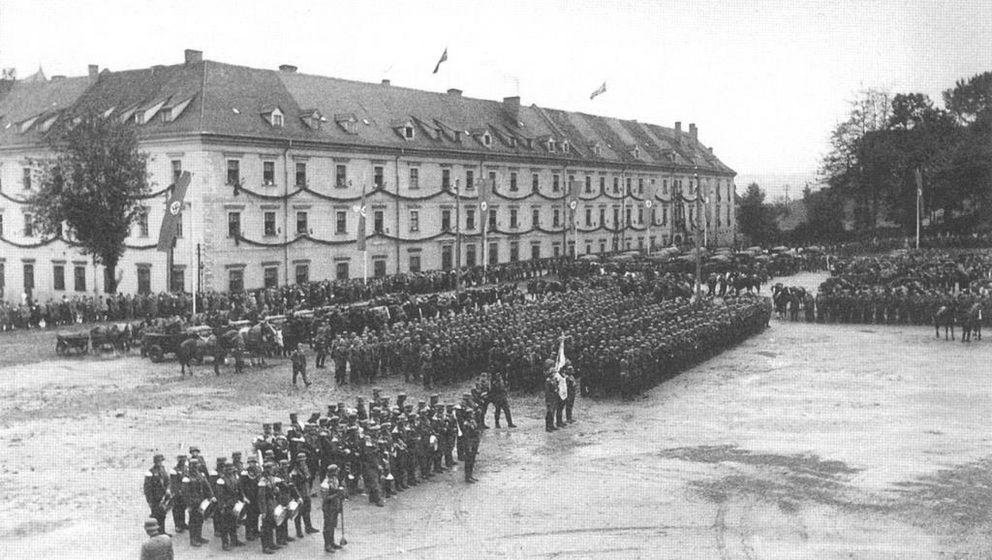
[0, 57, 734, 174]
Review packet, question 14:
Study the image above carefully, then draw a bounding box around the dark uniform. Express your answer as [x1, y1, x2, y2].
[459, 408, 481, 483]
[182, 460, 214, 547]
[169, 456, 189, 533]
[320, 465, 346, 553]
[143, 454, 171, 535]
[215, 463, 245, 550]
[290, 453, 319, 537]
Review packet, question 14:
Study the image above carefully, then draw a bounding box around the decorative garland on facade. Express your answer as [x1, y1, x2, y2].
[0, 234, 158, 250]
[0, 190, 29, 204]
[135, 185, 174, 200]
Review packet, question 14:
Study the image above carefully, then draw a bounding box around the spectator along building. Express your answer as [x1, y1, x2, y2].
[0, 50, 736, 302]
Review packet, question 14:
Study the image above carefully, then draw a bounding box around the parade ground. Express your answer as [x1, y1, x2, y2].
[2, 274, 992, 559]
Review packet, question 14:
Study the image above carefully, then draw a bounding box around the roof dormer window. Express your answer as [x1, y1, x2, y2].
[336, 113, 359, 134]
[593, 145, 602, 157]
[561, 140, 570, 153]
[404, 125, 415, 140]
[482, 132, 492, 147]
[509, 137, 517, 148]
[272, 113, 283, 127]
[548, 139, 556, 153]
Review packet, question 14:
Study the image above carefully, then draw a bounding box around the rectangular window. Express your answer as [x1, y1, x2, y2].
[442, 169, 451, 190]
[373, 258, 386, 278]
[263, 211, 276, 236]
[23, 213, 33, 237]
[335, 262, 350, 280]
[585, 176, 592, 193]
[662, 207, 668, 225]
[553, 208, 560, 227]
[409, 167, 420, 189]
[613, 177, 619, 194]
[466, 208, 475, 230]
[509, 208, 518, 229]
[295, 162, 307, 187]
[336, 211, 347, 234]
[638, 207, 644, 224]
[599, 176, 605, 191]
[599, 208, 606, 226]
[22, 167, 31, 190]
[488, 171, 497, 189]
[568, 175, 575, 194]
[441, 209, 452, 232]
[295, 263, 309, 285]
[585, 208, 592, 226]
[53, 263, 65, 291]
[552, 174, 560, 192]
[74, 265, 86, 292]
[509, 172, 518, 192]
[466, 244, 476, 267]
[509, 241, 519, 262]
[263, 266, 278, 289]
[23, 263, 34, 291]
[335, 164, 347, 188]
[553, 243, 561, 258]
[409, 210, 420, 232]
[532, 173, 539, 191]
[227, 160, 240, 185]
[170, 267, 185, 292]
[613, 208, 619, 227]
[228, 269, 244, 293]
[638, 178, 644, 195]
[441, 245, 453, 270]
[532, 208, 540, 227]
[228, 212, 241, 238]
[626, 207, 632, 226]
[408, 254, 421, 273]
[136, 207, 149, 237]
[0, 213, 4, 237]
[488, 241, 498, 266]
[488, 208, 497, 230]
[171, 160, 182, 184]
[137, 266, 151, 295]
[626, 178, 632, 193]
[663, 179, 668, 195]
[530, 243, 540, 261]
[263, 161, 276, 186]
[374, 210, 384, 234]
[465, 170, 474, 190]
[296, 211, 308, 235]
[373, 166, 384, 188]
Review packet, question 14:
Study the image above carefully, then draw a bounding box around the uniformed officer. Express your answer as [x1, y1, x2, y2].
[169, 455, 189, 534]
[291, 452, 320, 538]
[182, 457, 215, 547]
[215, 462, 245, 550]
[291, 343, 311, 387]
[143, 453, 171, 536]
[320, 464, 346, 553]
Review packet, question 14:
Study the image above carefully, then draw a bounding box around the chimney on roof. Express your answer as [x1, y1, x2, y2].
[88, 65, 99, 80]
[184, 49, 203, 64]
[689, 123, 697, 144]
[503, 96, 520, 122]
[381, 79, 391, 86]
[674, 121, 682, 144]
[279, 64, 297, 73]
[447, 88, 462, 96]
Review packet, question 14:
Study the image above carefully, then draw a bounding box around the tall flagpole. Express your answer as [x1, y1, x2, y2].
[455, 178, 462, 292]
[362, 181, 368, 285]
[915, 167, 922, 250]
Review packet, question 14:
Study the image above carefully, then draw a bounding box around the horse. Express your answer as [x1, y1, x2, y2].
[90, 324, 130, 355]
[961, 303, 983, 343]
[240, 321, 282, 366]
[177, 330, 243, 375]
[934, 305, 955, 341]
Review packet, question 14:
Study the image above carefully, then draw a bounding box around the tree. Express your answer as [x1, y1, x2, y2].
[943, 71, 992, 125]
[27, 112, 150, 293]
[737, 183, 778, 245]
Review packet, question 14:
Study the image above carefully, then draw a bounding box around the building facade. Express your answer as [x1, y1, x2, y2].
[0, 50, 736, 303]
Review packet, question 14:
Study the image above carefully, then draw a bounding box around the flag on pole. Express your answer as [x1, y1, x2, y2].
[157, 171, 191, 252]
[589, 81, 607, 100]
[433, 47, 448, 74]
[355, 181, 367, 251]
[554, 333, 567, 373]
[914, 168, 923, 198]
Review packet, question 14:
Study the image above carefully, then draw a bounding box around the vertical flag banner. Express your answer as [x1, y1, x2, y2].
[590, 82, 607, 100]
[433, 47, 448, 74]
[157, 171, 191, 252]
[355, 182, 367, 251]
[568, 179, 579, 231]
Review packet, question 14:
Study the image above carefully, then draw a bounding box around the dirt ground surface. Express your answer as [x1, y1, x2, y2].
[4, 272, 992, 559]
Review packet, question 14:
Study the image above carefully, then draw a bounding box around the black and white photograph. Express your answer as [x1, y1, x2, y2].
[1, 1, 991, 558]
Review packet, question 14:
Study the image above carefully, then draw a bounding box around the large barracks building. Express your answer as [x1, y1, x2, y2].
[0, 50, 736, 302]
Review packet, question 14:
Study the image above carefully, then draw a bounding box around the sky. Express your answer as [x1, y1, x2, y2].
[1, 0, 990, 198]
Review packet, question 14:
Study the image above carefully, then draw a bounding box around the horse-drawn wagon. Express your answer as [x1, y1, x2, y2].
[55, 332, 90, 355]
[142, 331, 193, 363]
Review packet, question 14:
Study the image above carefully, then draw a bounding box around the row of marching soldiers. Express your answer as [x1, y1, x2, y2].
[143, 390, 485, 554]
